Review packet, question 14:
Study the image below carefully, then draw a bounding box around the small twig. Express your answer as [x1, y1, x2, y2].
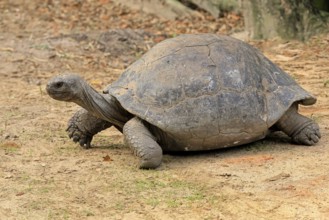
[0, 47, 15, 52]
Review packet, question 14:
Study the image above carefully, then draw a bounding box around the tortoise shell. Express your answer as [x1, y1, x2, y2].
[107, 34, 315, 151]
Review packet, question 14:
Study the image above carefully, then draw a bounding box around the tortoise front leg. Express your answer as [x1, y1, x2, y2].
[275, 104, 321, 145]
[67, 108, 113, 148]
[123, 117, 163, 169]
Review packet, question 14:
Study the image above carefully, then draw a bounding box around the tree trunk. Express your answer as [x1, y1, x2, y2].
[242, 0, 329, 40]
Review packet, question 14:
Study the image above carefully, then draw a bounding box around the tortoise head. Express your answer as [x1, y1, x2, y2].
[46, 74, 83, 102]
[47, 74, 130, 128]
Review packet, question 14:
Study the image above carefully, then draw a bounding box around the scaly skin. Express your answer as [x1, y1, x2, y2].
[123, 117, 163, 169]
[291, 123, 320, 146]
[67, 108, 112, 148]
[275, 104, 321, 145]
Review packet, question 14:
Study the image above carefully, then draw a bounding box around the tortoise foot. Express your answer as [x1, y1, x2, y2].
[275, 104, 321, 146]
[139, 159, 162, 169]
[67, 124, 93, 149]
[123, 117, 163, 169]
[66, 109, 112, 148]
[292, 122, 321, 146]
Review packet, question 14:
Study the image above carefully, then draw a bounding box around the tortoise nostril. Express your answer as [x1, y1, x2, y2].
[55, 81, 64, 89]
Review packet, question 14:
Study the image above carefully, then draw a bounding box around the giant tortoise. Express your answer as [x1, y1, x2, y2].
[46, 34, 321, 169]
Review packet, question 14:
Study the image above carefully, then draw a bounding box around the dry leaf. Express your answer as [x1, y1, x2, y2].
[275, 54, 298, 62]
[265, 173, 290, 182]
[103, 155, 113, 162]
[16, 192, 25, 196]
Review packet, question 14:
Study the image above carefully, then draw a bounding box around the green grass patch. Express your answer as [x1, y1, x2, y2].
[131, 177, 207, 208]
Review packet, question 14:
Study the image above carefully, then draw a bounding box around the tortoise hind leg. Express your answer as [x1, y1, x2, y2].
[275, 104, 321, 145]
[123, 117, 163, 169]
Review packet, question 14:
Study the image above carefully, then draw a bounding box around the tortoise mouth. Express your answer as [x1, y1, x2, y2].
[47, 90, 73, 101]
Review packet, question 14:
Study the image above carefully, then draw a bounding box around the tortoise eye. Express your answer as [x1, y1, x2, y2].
[55, 81, 64, 89]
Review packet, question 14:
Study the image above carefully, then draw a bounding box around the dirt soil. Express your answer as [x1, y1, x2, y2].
[0, 0, 329, 219]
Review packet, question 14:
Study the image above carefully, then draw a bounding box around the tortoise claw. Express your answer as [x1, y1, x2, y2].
[67, 122, 93, 149]
[79, 135, 92, 149]
[66, 108, 112, 149]
[66, 109, 95, 149]
[292, 123, 321, 146]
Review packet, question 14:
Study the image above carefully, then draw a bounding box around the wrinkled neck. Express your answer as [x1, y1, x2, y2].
[75, 82, 131, 128]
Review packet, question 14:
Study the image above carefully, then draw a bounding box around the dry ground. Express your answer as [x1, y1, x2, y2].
[0, 0, 328, 219]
